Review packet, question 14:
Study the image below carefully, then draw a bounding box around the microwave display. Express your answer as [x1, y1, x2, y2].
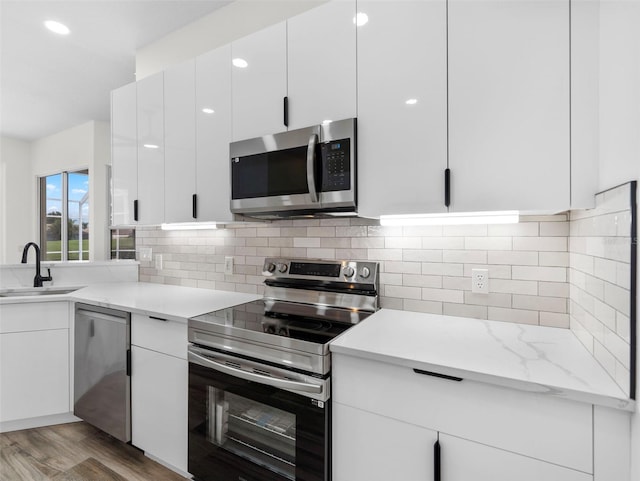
[320, 139, 350, 192]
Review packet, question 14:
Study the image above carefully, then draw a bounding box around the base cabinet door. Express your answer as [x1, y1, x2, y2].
[439, 434, 592, 481]
[0, 329, 69, 422]
[131, 345, 187, 473]
[332, 402, 437, 481]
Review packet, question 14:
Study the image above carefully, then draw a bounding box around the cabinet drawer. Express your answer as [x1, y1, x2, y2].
[333, 353, 592, 473]
[0, 302, 69, 333]
[131, 314, 187, 359]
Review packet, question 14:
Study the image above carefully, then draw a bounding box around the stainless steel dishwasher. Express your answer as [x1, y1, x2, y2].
[74, 303, 131, 442]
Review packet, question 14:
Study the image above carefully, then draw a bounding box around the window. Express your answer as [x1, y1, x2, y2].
[110, 228, 136, 260]
[40, 170, 90, 261]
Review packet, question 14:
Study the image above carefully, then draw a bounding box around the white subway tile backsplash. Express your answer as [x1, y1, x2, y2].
[512, 294, 567, 314]
[294, 237, 321, 248]
[538, 252, 569, 267]
[403, 274, 442, 288]
[539, 221, 569, 237]
[487, 251, 538, 266]
[539, 312, 570, 328]
[491, 279, 538, 296]
[138, 183, 633, 399]
[488, 222, 539, 237]
[464, 236, 512, 251]
[385, 237, 422, 249]
[422, 288, 464, 304]
[512, 266, 566, 282]
[443, 303, 488, 320]
[404, 249, 443, 262]
[464, 292, 512, 308]
[488, 307, 538, 325]
[443, 250, 487, 264]
[538, 281, 569, 298]
[442, 224, 487, 237]
[403, 299, 443, 315]
[513, 237, 567, 252]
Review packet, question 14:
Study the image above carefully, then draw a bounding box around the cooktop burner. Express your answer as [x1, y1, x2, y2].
[191, 299, 352, 345]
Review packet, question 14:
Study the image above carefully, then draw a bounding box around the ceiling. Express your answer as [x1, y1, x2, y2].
[0, 0, 233, 141]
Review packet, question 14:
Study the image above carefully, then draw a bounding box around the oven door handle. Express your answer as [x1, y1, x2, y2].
[188, 350, 323, 394]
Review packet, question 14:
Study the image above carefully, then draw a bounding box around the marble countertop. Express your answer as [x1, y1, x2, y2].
[70, 282, 261, 321]
[0, 282, 260, 322]
[330, 308, 633, 411]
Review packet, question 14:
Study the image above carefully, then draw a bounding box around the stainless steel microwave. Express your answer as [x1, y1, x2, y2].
[230, 118, 356, 218]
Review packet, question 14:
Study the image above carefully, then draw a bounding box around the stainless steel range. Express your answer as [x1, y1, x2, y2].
[187, 257, 379, 481]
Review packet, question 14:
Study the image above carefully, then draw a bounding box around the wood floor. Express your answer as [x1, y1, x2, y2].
[0, 421, 187, 481]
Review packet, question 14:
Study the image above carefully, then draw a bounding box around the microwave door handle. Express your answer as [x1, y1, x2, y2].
[307, 134, 319, 203]
[188, 350, 322, 394]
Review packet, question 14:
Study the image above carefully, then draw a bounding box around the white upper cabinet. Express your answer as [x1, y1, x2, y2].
[231, 22, 287, 141]
[286, 0, 357, 129]
[136, 72, 165, 224]
[448, 0, 570, 213]
[356, 0, 448, 218]
[196, 45, 234, 222]
[111, 82, 137, 226]
[164, 59, 196, 224]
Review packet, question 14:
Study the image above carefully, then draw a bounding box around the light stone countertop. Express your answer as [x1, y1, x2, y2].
[330, 308, 634, 411]
[0, 282, 260, 323]
[69, 282, 261, 322]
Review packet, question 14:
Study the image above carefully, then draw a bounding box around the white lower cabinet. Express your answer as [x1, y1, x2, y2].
[332, 353, 598, 481]
[333, 402, 437, 481]
[439, 434, 592, 481]
[131, 345, 188, 473]
[0, 302, 70, 424]
[333, 403, 591, 481]
[131, 314, 188, 474]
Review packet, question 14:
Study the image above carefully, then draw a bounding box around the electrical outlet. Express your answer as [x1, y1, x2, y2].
[224, 256, 234, 275]
[472, 268, 489, 294]
[139, 247, 152, 262]
[155, 254, 163, 270]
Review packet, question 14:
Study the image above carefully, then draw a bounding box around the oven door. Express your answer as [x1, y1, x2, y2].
[188, 347, 329, 481]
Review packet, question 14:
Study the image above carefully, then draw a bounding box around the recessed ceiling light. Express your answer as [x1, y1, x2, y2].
[405, 98, 418, 105]
[232, 58, 248, 68]
[353, 12, 369, 27]
[44, 20, 70, 35]
[143, 144, 159, 149]
[202, 108, 215, 114]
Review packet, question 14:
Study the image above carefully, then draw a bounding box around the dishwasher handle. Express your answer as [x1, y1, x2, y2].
[76, 309, 128, 324]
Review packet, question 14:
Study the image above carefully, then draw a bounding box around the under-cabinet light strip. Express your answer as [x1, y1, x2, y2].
[379, 211, 519, 226]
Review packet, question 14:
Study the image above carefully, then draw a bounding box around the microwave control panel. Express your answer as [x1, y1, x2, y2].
[320, 139, 351, 192]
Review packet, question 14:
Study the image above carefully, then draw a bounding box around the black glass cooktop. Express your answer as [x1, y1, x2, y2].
[192, 299, 355, 345]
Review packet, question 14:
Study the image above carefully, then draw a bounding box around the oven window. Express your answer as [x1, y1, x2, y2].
[208, 388, 297, 480]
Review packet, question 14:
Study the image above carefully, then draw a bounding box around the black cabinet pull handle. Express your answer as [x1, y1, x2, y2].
[126, 349, 131, 376]
[192, 193, 197, 219]
[444, 168, 451, 207]
[434, 440, 441, 481]
[414, 368, 462, 382]
[149, 315, 168, 322]
[283, 96, 289, 127]
[133, 199, 139, 221]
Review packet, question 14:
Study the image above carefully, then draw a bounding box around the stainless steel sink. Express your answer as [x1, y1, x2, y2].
[0, 287, 79, 298]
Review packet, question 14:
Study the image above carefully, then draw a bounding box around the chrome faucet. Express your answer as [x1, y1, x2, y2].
[21, 242, 53, 287]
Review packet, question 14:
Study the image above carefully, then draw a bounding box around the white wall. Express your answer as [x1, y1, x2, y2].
[0, 136, 34, 263]
[597, 1, 640, 479]
[135, 0, 327, 78]
[30, 121, 111, 261]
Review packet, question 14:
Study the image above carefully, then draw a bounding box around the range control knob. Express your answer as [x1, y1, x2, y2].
[277, 263, 288, 273]
[343, 266, 355, 278]
[265, 263, 276, 273]
[360, 266, 371, 279]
